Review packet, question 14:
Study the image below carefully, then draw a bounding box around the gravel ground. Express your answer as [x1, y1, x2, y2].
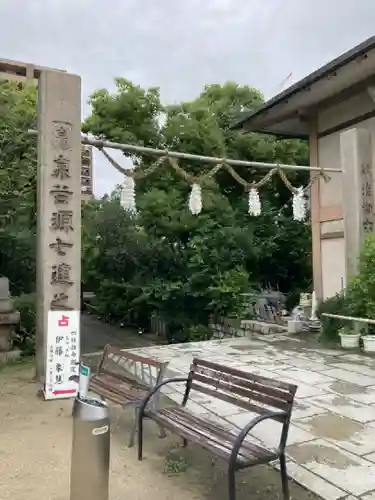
[0, 361, 320, 500]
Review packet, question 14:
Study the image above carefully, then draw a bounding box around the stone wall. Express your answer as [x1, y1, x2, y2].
[149, 313, 287, 339]
[209, 317, 287, 338]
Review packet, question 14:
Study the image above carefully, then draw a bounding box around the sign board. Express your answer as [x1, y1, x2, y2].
[44, 310, 80, 400]
[78, 363, 91, 398]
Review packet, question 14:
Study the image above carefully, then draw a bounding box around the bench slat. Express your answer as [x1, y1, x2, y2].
[189, 382, 286, 421]
[90, 344, 168, 410]
[91, 374, 145, 398]
[194, 364, 294, 402]
[90, 379, 139, 405]
[168, 408, 269, 460]
[185, 359, 296, 417]
[100, 345, 165, 369]
[192, 372, 290, 411]
[148, 406, 277, 465]
[99, 367, 146, 390]
[193, 358, 297, 399]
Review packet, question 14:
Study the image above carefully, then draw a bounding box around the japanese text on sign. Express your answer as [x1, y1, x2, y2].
[361, 163, 375, 234]
[45, 310, 80, 400]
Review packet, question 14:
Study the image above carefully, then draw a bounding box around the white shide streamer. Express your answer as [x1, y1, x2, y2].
[120, 176, 136, 213]
[292, 186, 306, 221]
[248, 188, 261, 216]
[188, 183, 202, 215]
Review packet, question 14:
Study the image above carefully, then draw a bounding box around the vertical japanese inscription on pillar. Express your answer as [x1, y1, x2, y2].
[37, 72, 81, 388]
[361, 162, 375, 234]
[49, 121, 75, 311]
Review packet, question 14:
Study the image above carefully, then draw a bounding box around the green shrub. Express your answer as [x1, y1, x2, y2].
[317, 292, 349, 342]
[13, 293, 36, 355]
[346, 235, 375, 322]
[318, 235, 375, 342]
[185, 324, 212, 342]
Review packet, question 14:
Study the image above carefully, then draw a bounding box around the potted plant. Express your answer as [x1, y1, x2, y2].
[360, 325, 375, 353]
[338, 325, 360, 349]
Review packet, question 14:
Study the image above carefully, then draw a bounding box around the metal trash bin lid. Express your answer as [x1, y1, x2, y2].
[72, 396, 109, 421]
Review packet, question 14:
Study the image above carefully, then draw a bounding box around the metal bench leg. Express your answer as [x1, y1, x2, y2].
[228, 467, 236, 500]
[279, 453, 289, 500]
[137, 410, 144, 461]
[128, 406, 138, 448]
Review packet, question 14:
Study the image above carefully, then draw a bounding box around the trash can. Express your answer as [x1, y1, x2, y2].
[70, 396, 110, 500]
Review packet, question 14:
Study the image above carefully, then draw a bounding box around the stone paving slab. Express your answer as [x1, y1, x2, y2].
[308, 393, 375, 423]
[294, 414, 375, 456]
[339, 353, 375, 364]
[292, 400, 328, 420]
[327, 362, 375, 378]
[317, 381, 375, 405]
[271, 367, 336, 385]
[363, 452, 375, 463]
[280, 357, 335, 372]
[287, 439, 375, 496]
[321, 368, 375, 387]
[125, 334, 375, 500]
[284, 460, 348, 500]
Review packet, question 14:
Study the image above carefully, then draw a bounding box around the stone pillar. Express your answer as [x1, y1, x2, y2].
[309, 120, 323, 299]
[340, 128, 374, 282]
[36, 71, 82, 382]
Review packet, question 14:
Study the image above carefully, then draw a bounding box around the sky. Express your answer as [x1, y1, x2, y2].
[1, 0, 375, 196]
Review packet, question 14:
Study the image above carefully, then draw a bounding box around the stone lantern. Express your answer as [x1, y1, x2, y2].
[0, 277, 20, 352]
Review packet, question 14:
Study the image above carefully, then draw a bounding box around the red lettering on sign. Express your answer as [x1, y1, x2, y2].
[58, 315, 69, 327]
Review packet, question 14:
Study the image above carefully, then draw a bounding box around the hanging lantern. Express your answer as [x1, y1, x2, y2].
[292, 186, 306, 221]
[188, 183, 202, 215]
[248, 188, 261, 216]
[120, 176, 136, 213]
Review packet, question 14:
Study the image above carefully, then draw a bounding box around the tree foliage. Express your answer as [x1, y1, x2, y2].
[0, 77, 312, 345]
[0, 81, 37, 294]
[82, 79, 312, 338]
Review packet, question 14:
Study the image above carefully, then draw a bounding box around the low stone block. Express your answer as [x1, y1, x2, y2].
[0, 311, 20, 325]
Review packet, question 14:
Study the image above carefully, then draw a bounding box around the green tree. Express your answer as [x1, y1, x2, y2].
[0, 80, 37, 293]
[83, 78, 163, 151]
[84, 79, 311, 300]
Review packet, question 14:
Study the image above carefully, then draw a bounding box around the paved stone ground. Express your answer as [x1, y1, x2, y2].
[125, 333, 375, 500]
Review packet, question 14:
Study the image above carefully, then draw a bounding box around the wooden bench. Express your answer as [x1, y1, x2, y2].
[89, 344, 168, 447]
[137, 358, 297, 500]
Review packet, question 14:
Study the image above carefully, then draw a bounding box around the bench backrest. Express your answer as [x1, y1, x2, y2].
[184, 358, 297, 421]
[97, 344, 167, 390]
